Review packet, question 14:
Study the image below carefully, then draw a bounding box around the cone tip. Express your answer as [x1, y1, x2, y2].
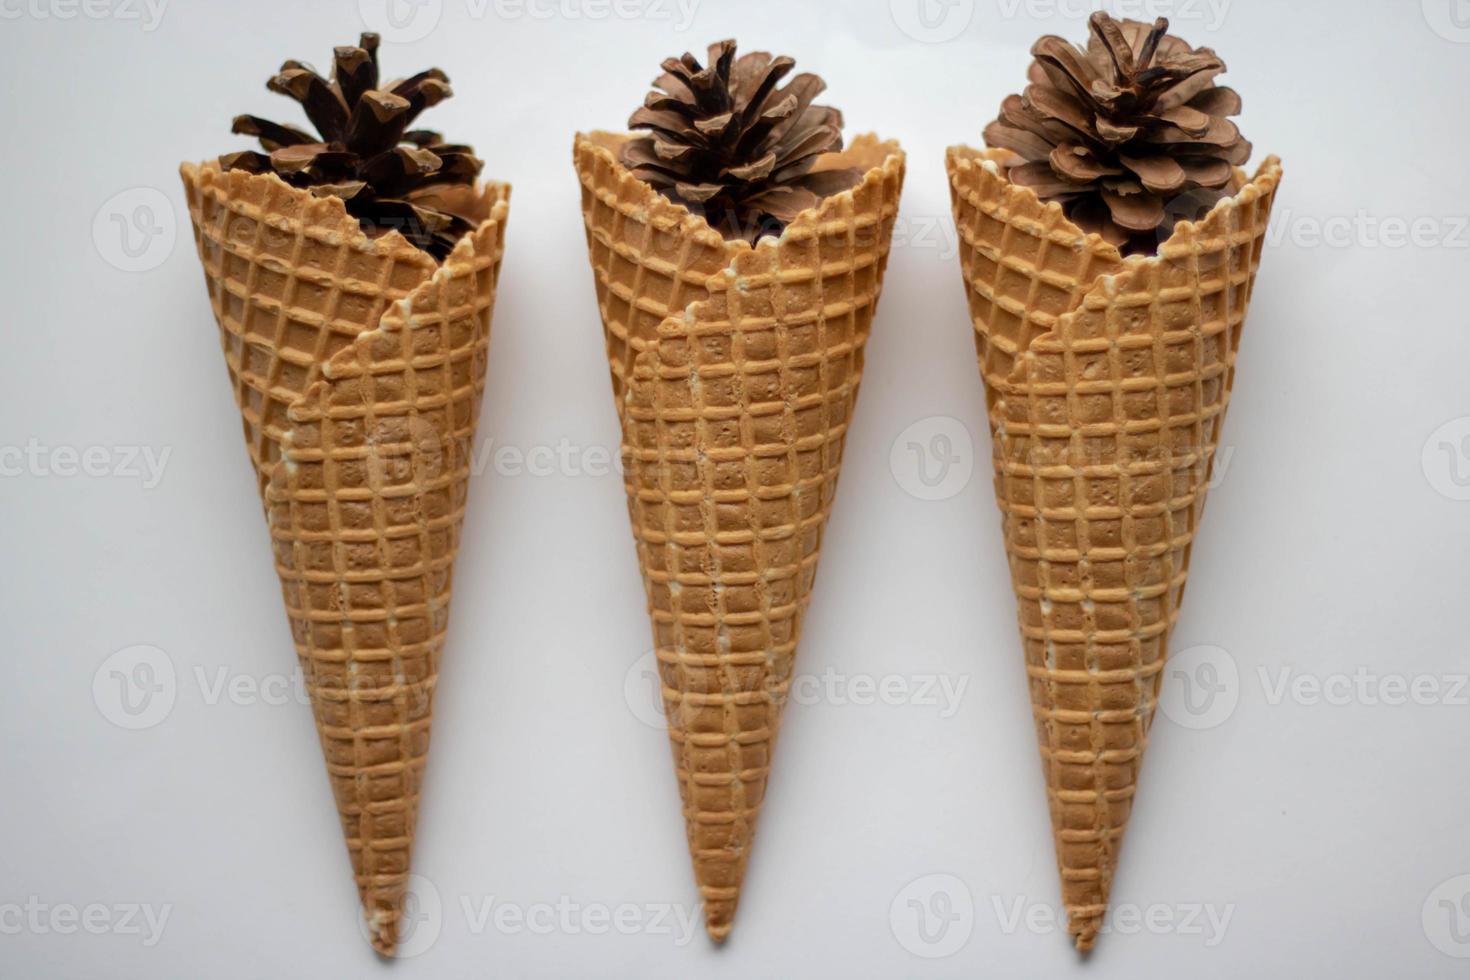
[363, 905, 400, 958]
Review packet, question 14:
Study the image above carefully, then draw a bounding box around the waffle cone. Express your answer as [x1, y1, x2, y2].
[574, 132, 904, 940]
[946, 146, 1280, 951]
[180, 162, 510, 955]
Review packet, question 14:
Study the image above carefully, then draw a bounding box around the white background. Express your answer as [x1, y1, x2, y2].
[2, 0, 1469, 976]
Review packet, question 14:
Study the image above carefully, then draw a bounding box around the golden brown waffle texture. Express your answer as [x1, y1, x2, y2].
[946, 146, 1281, 951]
[573, 132, 905, 940]
[180, 162, 510, 955]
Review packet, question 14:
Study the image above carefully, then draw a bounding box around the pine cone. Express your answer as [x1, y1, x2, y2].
[222, 33, 483, 260]
[984, 12, 1251, 254]
[620, 40, 862, 245]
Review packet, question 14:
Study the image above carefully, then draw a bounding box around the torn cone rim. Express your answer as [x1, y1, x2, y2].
[575, 130, 905, 260]
[179, 158, 511, 267]
[946, 144, 1282, 268]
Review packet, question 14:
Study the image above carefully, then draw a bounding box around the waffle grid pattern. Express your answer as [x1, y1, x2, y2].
[182, 163, 509, 955]
[575, 133, 904, 938]
[573, 134, 737, 405]
[947, 147, 1279, 950]
[181, 165, 441, 497]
